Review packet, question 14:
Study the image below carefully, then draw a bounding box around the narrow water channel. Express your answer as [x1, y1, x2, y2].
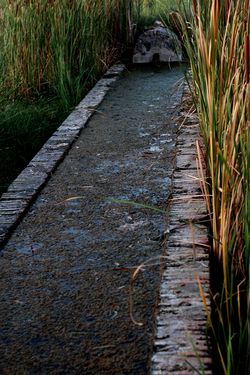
[0, 65, 185, 374]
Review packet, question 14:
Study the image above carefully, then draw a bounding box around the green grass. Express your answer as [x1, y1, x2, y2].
[136, 0, 189, 30]
[0, 95, 67, 195]
[0, 0, 132, 107]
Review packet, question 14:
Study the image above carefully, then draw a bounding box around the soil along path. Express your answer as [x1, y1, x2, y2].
[0, 65, 185, 374]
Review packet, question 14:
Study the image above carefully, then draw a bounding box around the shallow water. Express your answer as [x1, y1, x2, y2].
[0, 64, 185, 374]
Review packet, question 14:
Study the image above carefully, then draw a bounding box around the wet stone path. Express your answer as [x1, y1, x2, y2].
[0, 66, 185, 374]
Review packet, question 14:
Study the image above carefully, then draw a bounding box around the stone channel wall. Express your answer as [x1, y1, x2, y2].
[151, 85, 212, 374]
[0, 64, 125, 248]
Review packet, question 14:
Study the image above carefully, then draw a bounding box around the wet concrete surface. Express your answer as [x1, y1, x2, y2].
[0, 65, 185, 374]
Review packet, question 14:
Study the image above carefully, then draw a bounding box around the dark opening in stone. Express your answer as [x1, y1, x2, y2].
[144, 41, 151, 51]
[152, 53, 160, 65]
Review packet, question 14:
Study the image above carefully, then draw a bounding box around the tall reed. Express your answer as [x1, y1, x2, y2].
[0, 0, 137, 108]
[175, 0, 250, 373]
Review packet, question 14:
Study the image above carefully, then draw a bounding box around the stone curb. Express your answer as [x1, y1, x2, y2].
[151, 84, 212, 374]
[0, 64, 126, 248]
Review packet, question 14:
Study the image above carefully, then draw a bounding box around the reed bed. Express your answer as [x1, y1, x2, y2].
[175, 0, 250, 373]
[137, 0, 187, 29]
[0, 0, 152, 194]
[0, 0, 138, 107]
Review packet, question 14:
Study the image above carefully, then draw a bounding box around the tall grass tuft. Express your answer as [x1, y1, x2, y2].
[175, 0, 250, 373]
[0, 0, 138, 108]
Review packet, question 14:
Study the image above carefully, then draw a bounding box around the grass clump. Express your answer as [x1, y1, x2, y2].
[0, 0, 135, 107]
[175, 0, 250, 373]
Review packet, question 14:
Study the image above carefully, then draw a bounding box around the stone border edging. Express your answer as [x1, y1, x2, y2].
[0, 63, 125, 248]
[151, 84, 212, 374]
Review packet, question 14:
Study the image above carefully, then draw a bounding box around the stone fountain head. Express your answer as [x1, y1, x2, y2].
[133, 21, 182, 64]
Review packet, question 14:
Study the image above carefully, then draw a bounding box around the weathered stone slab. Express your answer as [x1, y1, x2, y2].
[151, 83, 212, 374]
[176, 153, 199, 170]
[170, 200, 207, 222]
[166, 247, 209, 263]
[168, 223, 209, 245]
